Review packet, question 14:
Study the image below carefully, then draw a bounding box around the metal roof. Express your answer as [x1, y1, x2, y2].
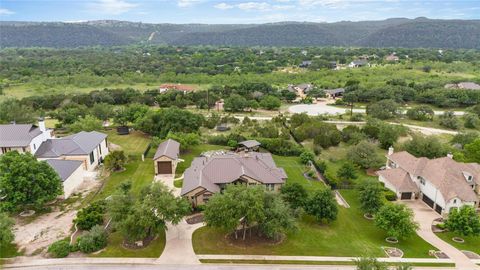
[35, 131, 107, 158]
[45, 159, 83, 182]
[153, 139, 180, 160]
[0, 124, 42, 147]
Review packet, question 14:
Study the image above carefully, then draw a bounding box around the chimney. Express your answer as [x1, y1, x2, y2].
[388, 146, 394, 156]
[447, 152, 453, 159]
[38, 117, 46, 132]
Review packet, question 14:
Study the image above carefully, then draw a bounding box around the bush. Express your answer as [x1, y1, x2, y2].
[384, 191, 397, 201]
[299, 151, 315, 164]
[256, 138, 303, 156]
[48, 240, 71, 258]
[439, 111, 460, 130]
[406, 106, 434, 121]
[77, 225, 108, 253]
[104, 151, 127, 172]
[74, 201, 106, 231]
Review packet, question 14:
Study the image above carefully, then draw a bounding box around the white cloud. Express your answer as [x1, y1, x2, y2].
[298, 0, 349, 8]
[237, 2, 271, 11]
[214, 3, 234, 10]
[178, 0, 201, 7]
[89, 0, 138, 15]
[0, 8, 15, 15]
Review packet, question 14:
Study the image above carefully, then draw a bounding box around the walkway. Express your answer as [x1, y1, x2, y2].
[402, 200, 480, 270]
[156, 220, 204, 265]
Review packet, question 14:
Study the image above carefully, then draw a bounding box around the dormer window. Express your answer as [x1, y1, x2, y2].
[418, 176, 426, 185]
[463, 171, 474, 183]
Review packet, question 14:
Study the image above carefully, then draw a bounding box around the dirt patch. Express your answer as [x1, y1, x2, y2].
[122, 235, 157, 249]
[366, 168, 378, 176]
[109, 143, 122, 151]
[225, 230, 284, 248]
[186, 213, 204, 224]
[434, 251, 449, 259]
[383, 247, 403, 258]
[462, 250, 480, 259]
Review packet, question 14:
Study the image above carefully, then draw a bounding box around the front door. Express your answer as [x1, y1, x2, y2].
[401, 192, 412, 200]
[157, 161, 172, 174]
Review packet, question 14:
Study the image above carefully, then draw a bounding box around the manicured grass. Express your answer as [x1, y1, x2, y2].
[272, 155, 325, 192]
[176, 144, 226, 175]
[192, 189, 436, 258]
[104, 130, 151, 156]
[90, 230, 166, 258]
[200, 259, 455, 267]
[436, 232, 480, 254]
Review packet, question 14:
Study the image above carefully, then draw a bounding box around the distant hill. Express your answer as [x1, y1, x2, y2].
[1, 18, 479, 49]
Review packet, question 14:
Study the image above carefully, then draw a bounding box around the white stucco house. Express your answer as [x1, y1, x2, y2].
[35, 131, 109, 171]
[0, 119, 53, 155]
[45, 159, 84, 198]
[377, 147, 480, 215]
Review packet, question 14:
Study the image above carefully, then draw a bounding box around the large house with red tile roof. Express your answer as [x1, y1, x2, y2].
[377, 147, 480, 215]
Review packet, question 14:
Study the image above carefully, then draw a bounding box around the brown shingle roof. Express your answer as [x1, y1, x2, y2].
[181, 152, 286, 195]
[386, 151, 479, 202]
[377, 168, 418, 193]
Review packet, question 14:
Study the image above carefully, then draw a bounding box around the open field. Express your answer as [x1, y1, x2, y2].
[272, 155, 325, 191]
[192, 189, 436, 258]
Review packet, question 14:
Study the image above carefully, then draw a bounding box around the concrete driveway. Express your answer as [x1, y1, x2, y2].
[402, 200, 479, 270]
[155, 174, 181, 196]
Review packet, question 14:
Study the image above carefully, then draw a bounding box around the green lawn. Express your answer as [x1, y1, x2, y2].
[436, 232, 480, 255]
[90, 231, 166, 258]
[0, 243, 21, 258]
[104, 130, 151, 156]
[192, 189, 436, 258]
[174, 179, 183, 188]
[272, 155, 325, 192]
[176, 144, 226, 175]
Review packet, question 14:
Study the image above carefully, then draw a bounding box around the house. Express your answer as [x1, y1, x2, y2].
[181, 151, 287, 207]
[35, 131, 109, 171]
[348, 59, 370, 68]
[0, 118, 52, 155]
[385, 54, 399, 62]
[237, 140, 261, 152]
[46, 159, 84, 198]
[299, 60, 312, 68]
[377, 147, 480, 215]
[444, 82, 480, 90]
[287, 83, 314, 100]
[215, 99, 224, 111]
[159, 83, 196, 94]
[324, 88, 345, 99]
[153, 139, 181, 175]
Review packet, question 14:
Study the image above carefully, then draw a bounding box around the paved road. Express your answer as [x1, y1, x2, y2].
[402, 200, 480, 270]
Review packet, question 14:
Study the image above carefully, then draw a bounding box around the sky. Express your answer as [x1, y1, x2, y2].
[0, 0, 479, 24]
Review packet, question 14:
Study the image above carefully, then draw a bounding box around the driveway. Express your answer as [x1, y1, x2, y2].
[402, 200, 479, 270]
[155, 174, 180, 196]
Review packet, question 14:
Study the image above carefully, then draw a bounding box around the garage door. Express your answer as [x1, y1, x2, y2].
[435, 205, 443, 215]
[422, 194, 435, 208]
[157, 161, 172, 174]
[400, 192, 412, 200]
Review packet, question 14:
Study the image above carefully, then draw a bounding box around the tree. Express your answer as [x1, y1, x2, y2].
[90, 103, 114, 121]
[68, 115, 103, 133]
[0, 152, 63, 212]
[305, 189, 338, 223]
[439, 111, 460, 130]
[299, 151, 315, 164]
[259, 95, 281, 110]
[223, 94, 249, 112]
[74, 201, 106, 230]
[76, 225, 107, 253]
[464, 138, 480, 163]
[108, 182, 190, 244]
[374, 204, 419, 240]
[204, 184, 265, 240]
[354, 257, 387, 270]
[259, 193, 297, 240]
[54, 103, 88, 125]
[463, 113, 480, 129]
[366, 99, 399, 120]
[337, 162, 358, 182]
[280, 183, 308, 210]
[0, 212, 14, 250]
[402, 135, 447, 159]
[104, 150, 127, 172]
[348, 140, 384, 169]
[451, 132, 479, 148]
[135, 107, 203, 138]
[378, 124, 401, 149]
[165, 132, 200, 151]
[406, 106, 434, 121]
[444, 206, 480, 236]
[0, 98, 35, 124]
[357, 180, 384, 214]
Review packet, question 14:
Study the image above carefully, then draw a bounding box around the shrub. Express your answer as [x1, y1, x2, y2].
[439, 111, 460, 130]
[384, 191, 397, 201]
[256, 138, 303, 156]
[77, 225, 108, 253]
[48, 240, 71, 258]
[104, 151, 127, 172]
[74, 201, 106, 231]
[406, 106, 434, 121]
[299, 151, 315, 164]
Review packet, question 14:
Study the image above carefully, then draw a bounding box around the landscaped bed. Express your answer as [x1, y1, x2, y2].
[192, 189, 436, 258]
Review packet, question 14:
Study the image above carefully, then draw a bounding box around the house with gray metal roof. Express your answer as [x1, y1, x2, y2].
[35, 131, 109, 171]
[181, 151, 287, 207]
[153, 139, 181, 175]
[45, 159, 84, 198]
[0, 119, 52, 155]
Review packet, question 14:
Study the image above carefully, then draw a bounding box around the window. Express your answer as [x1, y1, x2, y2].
[89, 152, 95, 164]
[453, 199, 457, 204]
[99, 145, 102, 155]
[467, 175, 473, 182]
[266, 184, 275, 191]
[33, 144, 36, 150]
[203, 194, 211, 203]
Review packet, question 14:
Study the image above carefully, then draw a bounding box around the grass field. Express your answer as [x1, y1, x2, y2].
[272, 155, 325, 191]
[91, 230, 166, 258]
[436, 232, 480, 255]
[192, 189, 436, 258]
[199, 259, 455, 267]
[176, 144, 226, 175]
